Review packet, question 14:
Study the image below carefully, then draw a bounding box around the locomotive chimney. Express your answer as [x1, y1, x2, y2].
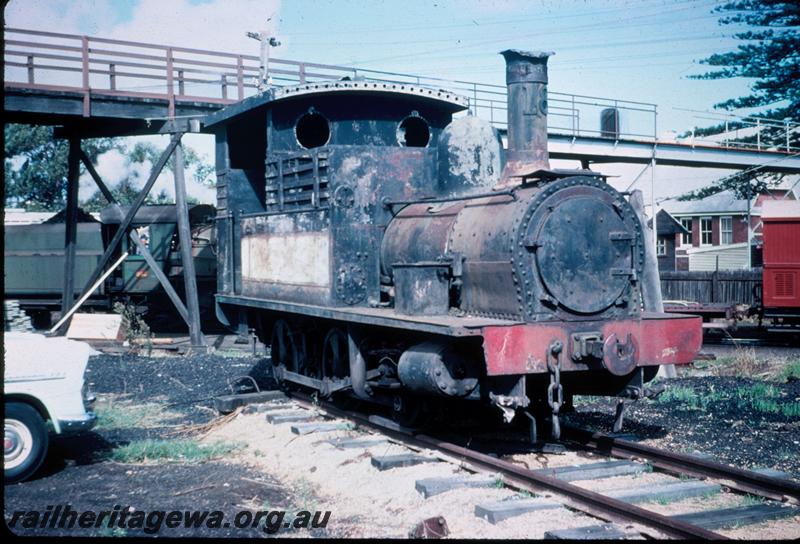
[499, 49, 554, 185]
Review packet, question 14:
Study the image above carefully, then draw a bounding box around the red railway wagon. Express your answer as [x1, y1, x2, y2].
[761, 200, 800, 325]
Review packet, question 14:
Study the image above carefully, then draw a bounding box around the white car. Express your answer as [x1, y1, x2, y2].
[4, 332, 97, 483]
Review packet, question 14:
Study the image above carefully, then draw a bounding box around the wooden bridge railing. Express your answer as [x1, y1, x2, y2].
[3, 27, 363, 119]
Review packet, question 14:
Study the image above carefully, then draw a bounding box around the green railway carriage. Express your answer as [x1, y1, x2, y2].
[3, 204, 217, 328]
[4, 220, 105, 298]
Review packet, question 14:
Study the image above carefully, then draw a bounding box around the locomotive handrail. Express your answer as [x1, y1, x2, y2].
[238, 206, 332, 219]
[4, 26, 798, 151]
[382, 190, 516, 209]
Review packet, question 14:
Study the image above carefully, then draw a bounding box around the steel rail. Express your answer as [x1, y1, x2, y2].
[564, 426, 800, 503]
[285, 392, 727, 540]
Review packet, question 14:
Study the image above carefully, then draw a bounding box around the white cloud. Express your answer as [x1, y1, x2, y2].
[5, 0, 281, 52]
[94, 149, 129, 187]
[5, 1, 118, 34]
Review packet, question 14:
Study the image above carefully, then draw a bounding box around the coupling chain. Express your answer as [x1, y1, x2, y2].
[547, 340, 564, 441]
[547, 340, 563, 414]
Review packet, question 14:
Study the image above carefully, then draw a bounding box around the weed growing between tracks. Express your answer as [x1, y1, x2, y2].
[735, 383, 800, 418]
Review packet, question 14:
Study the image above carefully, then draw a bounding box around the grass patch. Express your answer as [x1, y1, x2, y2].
[694, 348, 774, 379]
[571, 395, 593, 408]
[109, 439, 243, 464]
[95, 400, 181, 430]
[774, 359, 800, 384]
[289, 477, 319, 513]
[730, 347, 761, 377]
[656, 385, 710, 410]
[691, 356, 731, 373]
[734, 383, 800, 418]
[656, 381, 800, 418]
[740, 494, 767, 506]
[654, 495, 675, 506]
[702, 490, 719, 500]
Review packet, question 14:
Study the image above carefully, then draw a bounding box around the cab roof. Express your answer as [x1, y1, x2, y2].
[204, 80, 469, 128]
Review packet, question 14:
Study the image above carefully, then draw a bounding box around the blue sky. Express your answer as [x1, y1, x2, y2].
[4, 0, 769, 206]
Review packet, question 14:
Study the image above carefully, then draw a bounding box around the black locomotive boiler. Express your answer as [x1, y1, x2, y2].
[205, 50, 701, 436]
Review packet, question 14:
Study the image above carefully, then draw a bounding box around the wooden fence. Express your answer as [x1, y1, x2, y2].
[660, 270, 762, 305]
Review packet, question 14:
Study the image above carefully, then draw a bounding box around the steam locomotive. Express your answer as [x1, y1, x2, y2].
[205, 50, 702, 436]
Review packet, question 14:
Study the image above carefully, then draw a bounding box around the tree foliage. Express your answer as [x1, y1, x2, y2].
[691, 1, 799, 118]
[680, 1, 798, 200]
[677, 169, 772, 201]
[4, 125, 118, 211]
[5, 125, 212, 212]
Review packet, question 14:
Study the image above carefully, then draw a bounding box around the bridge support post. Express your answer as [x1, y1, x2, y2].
[61, 137, 81, 318]
[173, 139, 206, 351]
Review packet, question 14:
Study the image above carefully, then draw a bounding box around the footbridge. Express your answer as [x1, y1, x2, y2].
[5, 27, 800, 172]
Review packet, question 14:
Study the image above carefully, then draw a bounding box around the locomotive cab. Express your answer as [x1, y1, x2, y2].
[207, 79, 506, 310]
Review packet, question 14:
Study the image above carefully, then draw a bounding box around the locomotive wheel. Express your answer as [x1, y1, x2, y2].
[391, 395, 426, 428]
[270, 320, 303, 376]
[321, 328, 349, 380]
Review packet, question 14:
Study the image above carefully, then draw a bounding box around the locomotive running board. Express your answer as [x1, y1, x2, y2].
[216, 294, 515, 337]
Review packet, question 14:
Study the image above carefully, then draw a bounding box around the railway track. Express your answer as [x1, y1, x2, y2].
[702, 326, 800, 348]
[252, 390, 799, 540]
[563, 427, 800, 503]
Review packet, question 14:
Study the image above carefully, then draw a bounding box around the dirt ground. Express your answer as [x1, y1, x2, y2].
[4, 341, 799, 538]
[565, 344, 800, 475]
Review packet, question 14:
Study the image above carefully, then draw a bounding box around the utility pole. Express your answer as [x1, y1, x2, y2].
[246, 29, 281, 91]
[746, 180, 753, 269]
[650, 155, 657, 254]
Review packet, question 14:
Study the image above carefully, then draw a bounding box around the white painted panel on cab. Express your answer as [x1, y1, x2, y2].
[241, 232, 330, 286]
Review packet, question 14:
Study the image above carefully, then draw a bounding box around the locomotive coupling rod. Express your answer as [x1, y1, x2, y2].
[287, 392, 727, 540]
